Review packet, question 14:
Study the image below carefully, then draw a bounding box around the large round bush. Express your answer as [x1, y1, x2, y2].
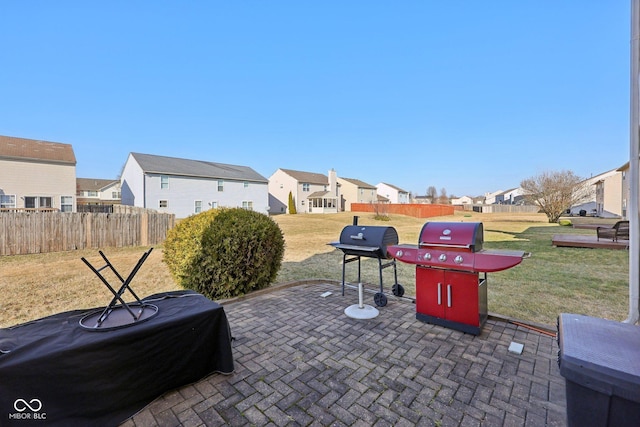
[165, 208, 285, 300]
[163, 208, 221, 286]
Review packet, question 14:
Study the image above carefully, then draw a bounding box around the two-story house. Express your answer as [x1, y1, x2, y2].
[0, 135, 76, 212]
[268, 168, 340, 214]
[76, 178, 121, 209]
[376, 182, 409, 204]
[120, 152, 269, 218]
[337, 177, 377, 211]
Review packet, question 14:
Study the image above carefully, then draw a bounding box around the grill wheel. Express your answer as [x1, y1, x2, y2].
[392, 284, 405, 298]
[374, 292, 387, 307]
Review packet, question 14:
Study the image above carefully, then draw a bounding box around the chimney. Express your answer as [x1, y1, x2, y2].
[329, 169, 337, 195]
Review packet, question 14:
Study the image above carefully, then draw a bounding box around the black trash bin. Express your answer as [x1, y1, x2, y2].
[557, 313, 640, 427]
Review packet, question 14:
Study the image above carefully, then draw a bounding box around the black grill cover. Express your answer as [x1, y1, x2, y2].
[331, 225, 399, 258]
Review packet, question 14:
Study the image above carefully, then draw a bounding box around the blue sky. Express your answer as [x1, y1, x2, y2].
[0, 1, 631, 197]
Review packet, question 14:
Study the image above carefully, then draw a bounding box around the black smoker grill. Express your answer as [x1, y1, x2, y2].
[329, 218, 405, 307]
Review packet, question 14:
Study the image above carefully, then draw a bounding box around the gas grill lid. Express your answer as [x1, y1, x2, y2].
[419, 222, 483, 252]
[330, 225, 399, 259]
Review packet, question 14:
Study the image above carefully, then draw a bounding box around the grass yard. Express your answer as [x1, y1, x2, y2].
[0, 211, 629, 328]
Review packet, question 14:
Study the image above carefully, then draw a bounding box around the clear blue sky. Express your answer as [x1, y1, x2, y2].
[0, 1, 631, 197]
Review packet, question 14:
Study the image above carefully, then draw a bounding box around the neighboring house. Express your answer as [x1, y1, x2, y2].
[0, 135, 77, 212]
[412, 195, 432, 204]
[337, 177, 377, 211]
[483, 190, 504, 205]
[568, 168, 620, 216]
[120, 152, 269, 218]
[76, 178, 121, 207]
[376, 182, 409, 204]
[594, 171, 623, 218]
[268, 168, 340, 214]
[494, 188, 525, 205]
[451, 195, 474, 205]
[617, 163, 632, 218]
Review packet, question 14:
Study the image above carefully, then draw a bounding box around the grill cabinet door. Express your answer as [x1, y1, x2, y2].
[416, 267, 481, 328]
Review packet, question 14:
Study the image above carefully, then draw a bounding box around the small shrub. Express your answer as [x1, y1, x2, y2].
[163, 209, 221, 285]
[183, 208, 285, 300]
[558, 219, 572, 226]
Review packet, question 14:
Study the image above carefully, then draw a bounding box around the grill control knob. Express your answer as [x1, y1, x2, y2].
[438, 254, 447, 262]
[396, 250, 403, 257]
[454, 255, 463, 264]
[423, 252, 432, 261]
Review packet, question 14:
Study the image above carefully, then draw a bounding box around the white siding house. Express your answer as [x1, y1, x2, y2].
[376, 182, 409, 204]
[0, 135, 77, 212]
[121, 152, 269, 218]
[76, 178, 121, 207]
[268, 168, 340, 214]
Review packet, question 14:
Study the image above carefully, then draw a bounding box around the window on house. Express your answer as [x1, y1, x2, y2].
[0, 195, 16, 208]
[195, 200, 202, 213]
[244, 181, 249, 188]
[112, 191, 121, 199]
[211, 201, 218, 209]
[88, 191, 98, 197]
[302, 183, 310, 192]
[242, 201, 253, 211]
[159, 200, 168, 208]
[39, 197, 52, 208]
[161, 176, 169, 189]
[218, 180, 224, 192]
[61, 196, 73, 212]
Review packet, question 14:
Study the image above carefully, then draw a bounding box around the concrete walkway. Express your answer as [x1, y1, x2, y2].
[121, 282, 567, 426]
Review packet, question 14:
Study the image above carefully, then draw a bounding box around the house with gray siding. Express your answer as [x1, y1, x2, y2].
[120, 152, 269, 218]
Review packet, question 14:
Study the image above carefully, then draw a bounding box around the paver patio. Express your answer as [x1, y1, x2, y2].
[121, 281, 567, 426]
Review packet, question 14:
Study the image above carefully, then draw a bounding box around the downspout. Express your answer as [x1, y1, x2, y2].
[626, 0, 640, 324]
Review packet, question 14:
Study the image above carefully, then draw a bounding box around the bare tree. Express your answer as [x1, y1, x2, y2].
[438, 188, 449, 204]
[426, 186, 438, 203]
[520, 170, 590, 223]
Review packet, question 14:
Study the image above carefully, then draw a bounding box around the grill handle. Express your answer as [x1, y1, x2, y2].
[350, 233, 365, 240]
[447, 285, 452, 307]
[419, 242, 471, 249]
[437, 283, 442, 305]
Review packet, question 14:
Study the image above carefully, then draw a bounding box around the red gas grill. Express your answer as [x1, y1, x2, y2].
[389, 222, 528, 335]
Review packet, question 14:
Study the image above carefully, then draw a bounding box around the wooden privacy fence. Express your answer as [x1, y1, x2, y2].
[0, 211, 175, 256]
[351, 203, 455, 218]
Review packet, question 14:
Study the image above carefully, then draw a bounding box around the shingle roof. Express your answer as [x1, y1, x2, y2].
[0, 135, 76, 165]
[77, 178, 119, 191]
[279, 168, 328, 185]
[130, 153, 268, 183]
[379, 182, 408, 193]
[339, 177, 376, 189]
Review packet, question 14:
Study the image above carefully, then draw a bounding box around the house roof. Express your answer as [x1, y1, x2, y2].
[279, 168, 328, 185]
[338, 177, 376, 189]
[0, 135, 76, 165]
[77, 178, 119, 192]
[378, 182, 408, 193]
[307, 191, 338, 200]
[130, 153, 268, 183]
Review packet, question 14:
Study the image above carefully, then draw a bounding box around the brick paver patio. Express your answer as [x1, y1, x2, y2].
[121, 282, 567, 426]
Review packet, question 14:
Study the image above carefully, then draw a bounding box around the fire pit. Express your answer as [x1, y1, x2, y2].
[389, 222, 529, 334]
[329, 217, 405, 307]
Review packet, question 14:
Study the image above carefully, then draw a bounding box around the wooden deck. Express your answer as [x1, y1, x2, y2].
[552, 233, 629, 250]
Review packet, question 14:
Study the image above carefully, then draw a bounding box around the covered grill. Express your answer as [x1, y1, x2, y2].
[389, 222, 528, 334]
[329, 218, 404, 307]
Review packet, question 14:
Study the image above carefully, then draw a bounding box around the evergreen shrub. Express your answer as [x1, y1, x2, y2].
[164, 208, 285, 300]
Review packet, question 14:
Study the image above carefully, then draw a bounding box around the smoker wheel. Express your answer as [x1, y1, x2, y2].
[374, 292, 387, 307]
[392, 284, 405, 297]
